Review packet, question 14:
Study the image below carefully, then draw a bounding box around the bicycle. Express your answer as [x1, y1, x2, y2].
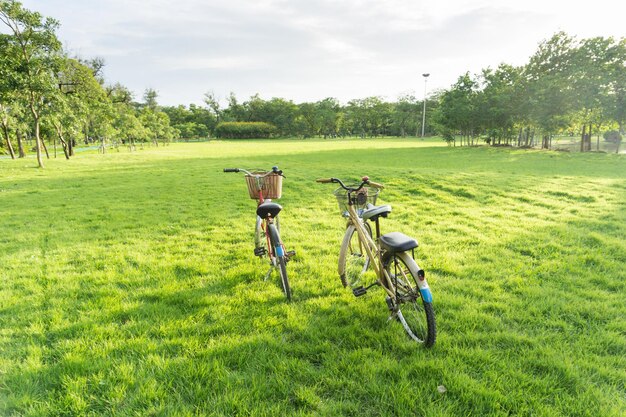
[224, 166, 294, 301]
[317, 175, 436, 346]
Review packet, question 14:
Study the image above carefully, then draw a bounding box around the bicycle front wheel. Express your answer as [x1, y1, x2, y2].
[338, 222, 372, 289]
[268, 223, 291, 301]
[383, 251, 436, 347]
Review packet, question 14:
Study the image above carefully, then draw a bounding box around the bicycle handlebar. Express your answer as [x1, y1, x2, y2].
[223, 167, 284, 177]
[317, 176, 384, 191]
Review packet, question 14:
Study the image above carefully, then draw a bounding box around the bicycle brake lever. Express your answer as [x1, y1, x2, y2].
[272, 166, 285, 177]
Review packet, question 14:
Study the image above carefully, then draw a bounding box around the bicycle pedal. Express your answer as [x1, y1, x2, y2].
[254, 247, 267, 257]
[285, 250, 296, 257]
[352, 286, 367, 297]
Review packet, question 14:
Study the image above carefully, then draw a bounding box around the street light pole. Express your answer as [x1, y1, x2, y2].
[421, 73, 430, 138]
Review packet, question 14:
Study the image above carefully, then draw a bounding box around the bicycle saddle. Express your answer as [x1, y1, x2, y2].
[257, 202, 282, 218]
[379, 232, 418, 253]
[362, 203, 391, 222]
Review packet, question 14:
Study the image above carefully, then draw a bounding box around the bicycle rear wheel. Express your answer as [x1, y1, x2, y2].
[338, 222, 372, 288]
[383, 252, 436, 347]
[268, 223, 291, 301]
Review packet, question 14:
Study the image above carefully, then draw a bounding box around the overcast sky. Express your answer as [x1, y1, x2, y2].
[20, 0, 626, 106]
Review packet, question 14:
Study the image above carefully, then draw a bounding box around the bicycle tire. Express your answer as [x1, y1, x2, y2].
[254, 216, 265, 255]
[268, 223, 292, 301]
[338, 222, 372, 288]
[383, 251, 436, 347]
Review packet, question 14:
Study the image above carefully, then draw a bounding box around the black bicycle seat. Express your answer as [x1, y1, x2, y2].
[257, 202, 282, 218]
[379, 232, 418, 253]
[362, 203, 391, 221]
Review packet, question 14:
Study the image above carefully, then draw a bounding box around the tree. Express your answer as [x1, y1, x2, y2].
[315, 97, 342, 138]
[45, 57, 111, 158]
[0, 0, 63, 168]
[0, 33, 18, 158]
[345, 97, 391, 137]
[391, 94, 418, 137]
[296, 102, 318, 137]
[572, 36, 617, 151]
[524, 32, 578, 148]
[143, 88, 158, 111]
[203, 91, 222, 123]
[478, 64, 524, 146]
[606, 39, 626, 153]
[433, 73, 480, 146]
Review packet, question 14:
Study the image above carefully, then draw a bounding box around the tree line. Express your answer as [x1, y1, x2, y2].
[434, 32, 625, 152]
[2, 1, 624, 169]
[0, 1, 176, 168]
[157, 33, 626, 153]
[162, 93, 434, 141]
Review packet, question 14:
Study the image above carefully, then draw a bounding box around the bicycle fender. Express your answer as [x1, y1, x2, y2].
[396, 252, 434, 303]
[415, 272, 433, 303]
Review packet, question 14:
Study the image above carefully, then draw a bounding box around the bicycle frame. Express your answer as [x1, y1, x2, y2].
[344, 196, 398, 300]
[224, 166, 292, 300]
[319, 175, 436, 346]
[253, 180, 285, 265]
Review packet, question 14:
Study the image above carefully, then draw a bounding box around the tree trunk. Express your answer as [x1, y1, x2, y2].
[32, 114, 44, 168]
[523, 127, 528, 146]
[54, 123, 70, 160]
[542, 135, 549, 149]
[1, 123, 16, 159]
[41, 137, 50, 159]
[17, 130, 25, 158]
[59, 137, 70, 159]
[580, 124, 587, 152]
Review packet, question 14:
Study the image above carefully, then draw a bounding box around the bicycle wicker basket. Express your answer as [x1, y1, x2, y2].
[333, 186, 379, 216]
[245, 171, 283, 199]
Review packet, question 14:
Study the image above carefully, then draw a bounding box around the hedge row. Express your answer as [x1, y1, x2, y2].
[215, 122, 277, 139]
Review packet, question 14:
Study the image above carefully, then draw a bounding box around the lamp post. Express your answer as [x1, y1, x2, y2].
[421, 73, 430, 138]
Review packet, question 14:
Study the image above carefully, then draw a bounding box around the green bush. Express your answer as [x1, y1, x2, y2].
[215, 122, 277, 139]
[603, 130, 622, 143]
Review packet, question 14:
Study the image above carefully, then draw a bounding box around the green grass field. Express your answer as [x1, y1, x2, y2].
[1, 139, 625, 416]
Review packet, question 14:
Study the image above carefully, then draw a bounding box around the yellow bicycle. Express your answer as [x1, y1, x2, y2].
[318, 175, 436, 346]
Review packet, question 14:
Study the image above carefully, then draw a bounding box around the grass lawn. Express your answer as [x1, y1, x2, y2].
[1, 138, 625, 416]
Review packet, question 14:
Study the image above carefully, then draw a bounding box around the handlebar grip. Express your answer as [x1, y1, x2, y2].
[223, 168, 239, 173]
[368, 181, 385, 189]
[316, 178, 333, 183]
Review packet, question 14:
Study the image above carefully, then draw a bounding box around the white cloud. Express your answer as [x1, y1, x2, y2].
[160, 56, 259, 71]
[20, 0, 626, 106]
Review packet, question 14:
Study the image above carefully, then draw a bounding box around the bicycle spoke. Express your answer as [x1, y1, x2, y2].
[385, 253, 436, 346]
